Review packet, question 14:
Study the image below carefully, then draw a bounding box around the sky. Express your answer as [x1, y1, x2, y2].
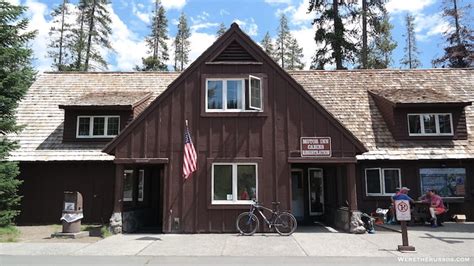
[7, 0, 470, 71]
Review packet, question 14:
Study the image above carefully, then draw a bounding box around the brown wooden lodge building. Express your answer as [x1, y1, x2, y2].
[9, 24, 474, 233]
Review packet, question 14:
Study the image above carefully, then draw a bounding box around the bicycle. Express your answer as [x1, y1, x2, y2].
[236, 201, 297, 236]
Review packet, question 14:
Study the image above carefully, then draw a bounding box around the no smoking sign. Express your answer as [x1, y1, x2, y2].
[395, 200, 411, 221]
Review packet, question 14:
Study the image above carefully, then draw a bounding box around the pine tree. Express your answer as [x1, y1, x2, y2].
[366, 13, 397, 68]
[400, 14, 421, 69]
[47, 0, 73, 71]
[216, 23, 226, 38]
[71, 0, 88, 70]
[261, 31, 276, 61]
[309, 0, 360, 69]
[173, 12, 191, 71]
[433, 0, 473, 68]
[137, 0, 169, 71]
[275, 14, 292, 68]
[287, 38, 305, 70]
[360, 0, 392, 69]
[80, 0, 113, 71]
[0, 1, 36, 226]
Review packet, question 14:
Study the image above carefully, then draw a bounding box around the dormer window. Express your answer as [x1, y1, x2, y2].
[77, 116, 120, 138]
[407, 113, 453, 136]
[206, 76, 262, 112]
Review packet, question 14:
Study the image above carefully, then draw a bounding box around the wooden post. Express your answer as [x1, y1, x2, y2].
[113, 164, 124, 213]
[346, 163, 357, 211]
[398, 221, 416, 252]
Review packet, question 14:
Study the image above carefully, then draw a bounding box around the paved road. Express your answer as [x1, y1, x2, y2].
[1, 255, 472, 266]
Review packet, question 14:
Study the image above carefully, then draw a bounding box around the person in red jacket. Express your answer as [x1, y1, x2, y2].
[420, 189, 446, 227]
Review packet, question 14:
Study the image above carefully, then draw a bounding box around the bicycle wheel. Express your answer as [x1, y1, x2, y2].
[236, 212, 259, 236]
[274, 212, 297, 236]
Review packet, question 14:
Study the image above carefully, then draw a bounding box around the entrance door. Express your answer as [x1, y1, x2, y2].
[291, 169, 304, 221]
[308, 168, 324, 215]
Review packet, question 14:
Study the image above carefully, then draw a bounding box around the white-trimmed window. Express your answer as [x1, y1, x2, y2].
[123, 170, 134, 202]
[407, 113, 453, 136]
[365, 168, 401, 196]
[138, 169, 145, 202]
[211, 163, 257, 204]
[206, 76, 262, 112]
[76, 116, 120, 138]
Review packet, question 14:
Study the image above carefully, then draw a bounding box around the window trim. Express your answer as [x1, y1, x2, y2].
[365, 168, 402, 196]
[123, 170, 134, 202]
[407, 113, 453, 136]
[211, 162, 258, 205]
[248, 75, 262, 111]
[138, 169, 145, 202]
[76, 115, 120, 138]
[205, 77, 263, 113]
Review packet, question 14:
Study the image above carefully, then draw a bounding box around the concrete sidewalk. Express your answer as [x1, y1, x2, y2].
[1, 223, 473, 258]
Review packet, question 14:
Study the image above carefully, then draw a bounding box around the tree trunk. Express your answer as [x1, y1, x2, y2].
[361, 0, 368, 69]
[180, 35, 184, 71]
[280, 37, 284, 68]
[76, 9, 85, 70]
[408, 20, 412, 69]
[58, 0, 66, 69]
[153, 0, 159, 60]
[333, 1, 343, 69]
[453, 0, 461, 45]
[84, 0, 97, 71]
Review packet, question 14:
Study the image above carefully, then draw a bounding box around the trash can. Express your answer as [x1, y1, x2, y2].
[60, 191, 84, 233]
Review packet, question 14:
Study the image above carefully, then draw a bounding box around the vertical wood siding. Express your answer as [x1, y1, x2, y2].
[112, 62, 362, 232]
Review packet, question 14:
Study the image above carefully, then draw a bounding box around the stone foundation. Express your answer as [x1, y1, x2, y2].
[109, 212, 122, 234]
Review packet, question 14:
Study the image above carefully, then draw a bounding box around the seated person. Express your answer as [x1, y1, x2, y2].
[419, 189, 446, 227]
[388, 187, 414, 224]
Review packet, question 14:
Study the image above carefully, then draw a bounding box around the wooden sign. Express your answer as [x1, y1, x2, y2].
[300, 137, 331, 157]
[395, 200, 411, 221]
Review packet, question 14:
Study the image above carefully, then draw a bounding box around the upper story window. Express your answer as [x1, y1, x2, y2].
[206, 76, 262, 112]
[76, 115, 120, 138]
[407, 113, 453, 136]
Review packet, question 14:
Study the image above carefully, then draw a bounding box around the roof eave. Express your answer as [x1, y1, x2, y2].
[394, 102, 472, 108]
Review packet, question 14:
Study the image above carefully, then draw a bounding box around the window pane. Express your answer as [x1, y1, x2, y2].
[383, 169, 400, 194]
[237, 165, 256, 200]
[207, 80, 223, 109]
[123, 171, 133, 201]
[438, 114, 452, 134]
[423, 114, 436, 134]
[408, 115, 421, 134]
[250, 77, 262, 110]
[78, 117, 90, 136]
[93, 117, 105, 135]
[366, 169, 381, 194]
[138, 170, 144, 202]
[227, 80, 243, 109]
[107, 117, 120, 136]
[213, 165, 233, 200]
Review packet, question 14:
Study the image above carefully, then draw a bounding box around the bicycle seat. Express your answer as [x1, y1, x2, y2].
[271, 201, 280, 205]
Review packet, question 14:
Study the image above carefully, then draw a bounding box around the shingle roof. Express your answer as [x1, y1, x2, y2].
[62, 91, 152, 107]
[289, 68, 474, 160]
[368, 88, 465, 104]
[8, 68, 474, 161]
[8, 72, 179, 161]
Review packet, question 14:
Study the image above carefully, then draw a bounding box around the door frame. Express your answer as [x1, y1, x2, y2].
[290, 168, 304, 220]
[308, 168, 324, 216]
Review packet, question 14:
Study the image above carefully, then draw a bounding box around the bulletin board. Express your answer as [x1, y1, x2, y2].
[420, 168, 466, 198]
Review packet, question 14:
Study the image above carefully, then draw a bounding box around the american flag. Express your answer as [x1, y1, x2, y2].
[182, 122, 197, 179]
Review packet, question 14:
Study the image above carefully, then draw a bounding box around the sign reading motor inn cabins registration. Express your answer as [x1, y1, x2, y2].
[300, 137, 332, 157]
